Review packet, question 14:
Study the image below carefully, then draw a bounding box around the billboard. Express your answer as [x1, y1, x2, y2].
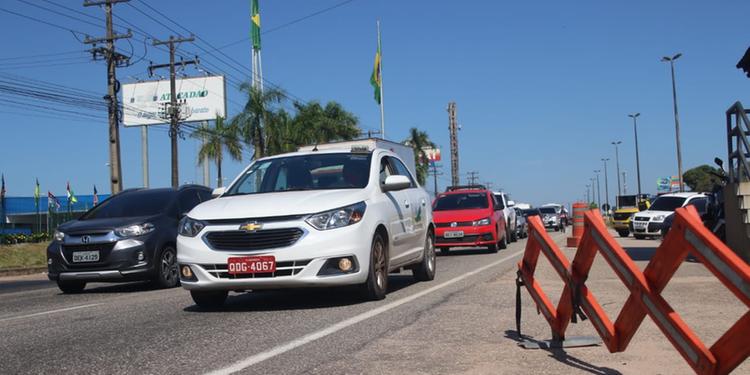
[121, 76, 226, 126]
[656, 177, 670, 192]
[422, 147, 441, 162]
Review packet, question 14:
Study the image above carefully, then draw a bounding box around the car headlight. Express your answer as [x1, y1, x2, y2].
[54, 230, 65, 242]
[473, 217, 491, 226]
[306, 202, 366, 230]
[653, 215, 665, 222]
[178, 217, 205, 237]
[115, 223, 155, 238]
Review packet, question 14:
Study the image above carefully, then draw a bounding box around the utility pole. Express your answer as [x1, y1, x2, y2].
[83, 0, 132, 194]
[662, 53, 684, 192]
[484, 181, 494, 191]
[201, 120, 210, 187]
[447, 102, 459, 187]
[602, 158, 610, 216]
[622, 171, 627, 194]
[466, 171, 479, 185]
[428, 162, 443, 196]
[149, 35, 198, 188]
[586, 184, 591, 204]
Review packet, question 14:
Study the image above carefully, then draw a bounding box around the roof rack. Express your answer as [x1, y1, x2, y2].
[446, 185, 487, 192]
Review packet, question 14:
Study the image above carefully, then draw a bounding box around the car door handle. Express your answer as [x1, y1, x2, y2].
[421, 199, 426, 206]
[404, 200, 410, 208]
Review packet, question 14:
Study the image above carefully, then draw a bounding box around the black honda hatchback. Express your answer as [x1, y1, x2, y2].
[47, 185, 212, 293]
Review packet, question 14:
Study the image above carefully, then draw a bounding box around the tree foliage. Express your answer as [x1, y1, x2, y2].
[402, 127, 436, 186]
[191, 115, 242, 187]
[683, 164, 720, 192]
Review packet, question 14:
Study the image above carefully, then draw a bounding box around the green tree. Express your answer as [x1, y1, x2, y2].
[402, 127, 436, 185]
[232, 83, 286, 159]
[290, 101, 360, 147]
[191, 116, 242, 187]
[683, 164, 720, 192]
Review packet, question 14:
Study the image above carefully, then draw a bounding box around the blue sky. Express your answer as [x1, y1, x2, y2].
[1, 0, 748, 207]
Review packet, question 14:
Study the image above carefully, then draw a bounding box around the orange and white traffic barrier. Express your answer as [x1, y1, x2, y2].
[566, 202, 587, 247]
[517, 207, 750, 374]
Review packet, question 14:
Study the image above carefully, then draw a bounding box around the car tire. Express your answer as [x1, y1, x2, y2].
[439, 247, 450, 255]
[361, 232, 388, 301]
[498, 232, 507, 250]
[152, 245, 180, 289]
[57, 280, 86, 294]
[634, 234, 645, 240]
[412, 230, 436, 282]
[617, 230, 630, 238]
[510, 226, 518, 242]
[190, 290, 228, 308]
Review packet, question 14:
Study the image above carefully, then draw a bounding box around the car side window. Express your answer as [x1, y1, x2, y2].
[689, 198, 708, 214]
[197, 189, 212, 202]
[379, 157, 393, 186]
[388, 157, 416, 187]
[494, 195, 505, 210]
[178, 189, 202, 214]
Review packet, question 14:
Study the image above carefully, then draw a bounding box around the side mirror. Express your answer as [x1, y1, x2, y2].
[714, 157, 724, 168]
[507, 200, 516, 207]
[382, 175, 411, 192]
[212, 187, 226, 197]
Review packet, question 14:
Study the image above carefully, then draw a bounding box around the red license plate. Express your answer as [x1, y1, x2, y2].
[227, 256, 276, 275]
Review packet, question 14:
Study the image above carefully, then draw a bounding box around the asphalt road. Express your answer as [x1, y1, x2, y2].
[0, 231, 568, 375]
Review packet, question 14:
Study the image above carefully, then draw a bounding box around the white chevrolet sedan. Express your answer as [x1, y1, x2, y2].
[177, 147, 435, 307]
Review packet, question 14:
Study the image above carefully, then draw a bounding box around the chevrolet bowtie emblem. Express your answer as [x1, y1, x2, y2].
[240, 222, 263, 232]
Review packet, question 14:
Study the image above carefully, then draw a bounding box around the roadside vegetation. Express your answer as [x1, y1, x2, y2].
[0, 242, 47, 269]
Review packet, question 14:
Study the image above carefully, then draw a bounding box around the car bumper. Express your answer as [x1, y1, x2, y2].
[631, 221, 663, 236]
[434, 225, 497, 248]
[47, 240, 156, 282]
[176, 219, 374, 291]
[612, 220, 630, 230]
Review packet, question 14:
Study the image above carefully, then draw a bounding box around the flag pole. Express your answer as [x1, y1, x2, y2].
[377, 20, 385, 140]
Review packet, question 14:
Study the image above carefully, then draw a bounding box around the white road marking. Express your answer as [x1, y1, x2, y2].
[206, 245, 532, 375]
[0, 303, 102, 323]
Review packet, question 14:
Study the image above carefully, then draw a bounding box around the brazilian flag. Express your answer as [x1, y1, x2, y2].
[370, 44, 381, 104]
[251, 0, 261, 50]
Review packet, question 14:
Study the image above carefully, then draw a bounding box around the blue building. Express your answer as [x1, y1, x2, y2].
[1, 194, 110, 234]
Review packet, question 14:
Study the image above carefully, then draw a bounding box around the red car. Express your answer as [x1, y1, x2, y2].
[432, 186, 508, 254]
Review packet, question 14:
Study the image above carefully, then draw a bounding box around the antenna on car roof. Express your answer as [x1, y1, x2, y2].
[312, 143, 319, 152]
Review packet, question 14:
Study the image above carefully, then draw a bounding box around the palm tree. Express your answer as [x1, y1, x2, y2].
[291, 101, 360, 146]
[231, 83, 286, 159]
[192, 115, 242, 187]
[403, 127, 436, 186]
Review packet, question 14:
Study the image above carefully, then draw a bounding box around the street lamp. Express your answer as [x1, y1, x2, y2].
[586, 184, 591, 204]
[662, 53, 684, 192]
[602, 158, 610, 216]
[594, 170, 601, 211]
[611, 141, 622, 208]
[628, 113, 642, 198]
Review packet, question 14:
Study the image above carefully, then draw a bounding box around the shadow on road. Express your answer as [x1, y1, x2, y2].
[70, 281, 158, 294]
[438, 248, 493, 257]
[184, 274, 421, 313]
[0, 279, 55, 294]
[622, 246, 699, 263]
[503, 330, 622, 375]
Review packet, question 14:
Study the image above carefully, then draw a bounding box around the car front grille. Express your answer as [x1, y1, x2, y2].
[437, 235, 480, 243]
[61, 243, 116, 266]
[205, 228, 304, 251]
[436, 221, 475, 228]
[633, 216, 650, 222]
[613, 213, 632, 221]
[199, 259, 312, 279]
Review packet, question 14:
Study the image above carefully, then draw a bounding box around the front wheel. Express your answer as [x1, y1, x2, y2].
[634, 234, 646, 240]
[152, 245, 179, 289]
[412, 231, 436, 282]
[498, 232, 508, 250]
[190, 290, 228, 308]
[361, 232, 388, 301]
[57, 280, 86, 294]
[510, 227, 518, 242]
[617, 230, 630, 238]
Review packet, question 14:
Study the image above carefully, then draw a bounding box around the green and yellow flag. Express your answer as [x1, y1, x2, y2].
[251, 0, 261, 50]
[370, 44, 382, 104]
[34, 178, 40, 208]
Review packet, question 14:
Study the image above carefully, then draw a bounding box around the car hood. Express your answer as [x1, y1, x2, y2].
[58, 216, 154, 234]
[189, 189, 366, 220]
[433, 209, 492, 223]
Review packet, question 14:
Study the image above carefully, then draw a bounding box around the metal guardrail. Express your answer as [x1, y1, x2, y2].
[726, 101, 750, 183]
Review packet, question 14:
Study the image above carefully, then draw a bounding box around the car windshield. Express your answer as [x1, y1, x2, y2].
[434, 193, 488, 211]
[650, 196, 687, 211]
[225, 153, 372, 196]
[523, 209, 540, 216]
[79, 190, 175, 219]
[539, 207, 557, 214]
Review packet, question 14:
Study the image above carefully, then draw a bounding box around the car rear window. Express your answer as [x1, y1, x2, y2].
[433, 193, 488, 211]
[80, 190, 175, 219]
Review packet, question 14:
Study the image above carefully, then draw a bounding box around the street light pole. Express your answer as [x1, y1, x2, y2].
[611, 141, 622, 208]
[602, 158, 610, 216]
[662, 53, 684, 192]
[628, 113, 642, 198]
[594, 170, 601, 211]
[586, 184, 591, 204]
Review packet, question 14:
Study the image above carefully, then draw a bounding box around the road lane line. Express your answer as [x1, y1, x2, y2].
[0, 303, 102, 323]
[206, 246, 531, 375]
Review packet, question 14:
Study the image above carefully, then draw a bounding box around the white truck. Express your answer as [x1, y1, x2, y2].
[493, 191, 518, 242]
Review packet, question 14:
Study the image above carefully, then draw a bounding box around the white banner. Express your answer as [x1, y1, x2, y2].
[121, 76, 226, 126]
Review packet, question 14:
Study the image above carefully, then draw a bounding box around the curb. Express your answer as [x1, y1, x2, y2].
[0, 267, 48, 277]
